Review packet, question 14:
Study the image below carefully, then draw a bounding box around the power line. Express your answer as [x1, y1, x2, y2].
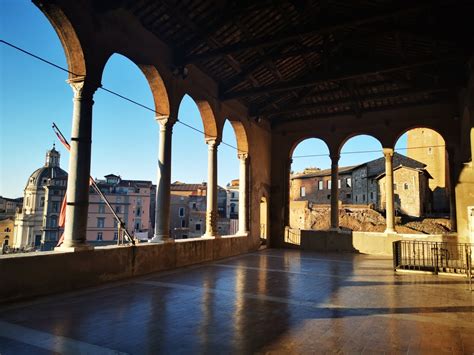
[293, 144, 446, 159]
[0, 39, 448, 157]
[1, 39, 241, 152]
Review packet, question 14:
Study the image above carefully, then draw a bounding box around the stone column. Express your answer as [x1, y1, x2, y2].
[56, 77, 97, 251]
[150, 118, 174, 243]
[238, 153, 249, 235]
[330, 154, 340, 230]
[383, 148, 396, 234]
[447, 148, 457, 231]
[205, 138, 220, 237]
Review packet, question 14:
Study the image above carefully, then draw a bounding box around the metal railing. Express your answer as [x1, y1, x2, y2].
[393, 240, 473, 290]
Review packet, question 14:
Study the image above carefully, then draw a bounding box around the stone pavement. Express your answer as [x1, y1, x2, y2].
[0, 249, 472, 354]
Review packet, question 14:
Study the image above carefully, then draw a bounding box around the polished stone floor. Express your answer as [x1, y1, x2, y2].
[0, 249, 473, 354]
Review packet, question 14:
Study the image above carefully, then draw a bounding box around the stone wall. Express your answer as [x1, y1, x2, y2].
[0, 235, 251, 303]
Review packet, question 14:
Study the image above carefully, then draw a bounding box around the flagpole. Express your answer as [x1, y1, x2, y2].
[52, 123, 135, 245]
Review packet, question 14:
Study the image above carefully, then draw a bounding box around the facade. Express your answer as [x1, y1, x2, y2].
[0, 196, 23, 220]
[226, 179, 240, 219]
[13, 146, 67, 248]
[87, 174, 153, 243]
[13, 148, 154, 249]
[170, 182, 229, 239]
[407, 128, 449, 212]
[290, 153, 432, 217]
[377, 166, 432, 217]
[0, 218, 15, 249]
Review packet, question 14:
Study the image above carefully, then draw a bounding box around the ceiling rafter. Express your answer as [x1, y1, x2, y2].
[181, 2, 447, 64]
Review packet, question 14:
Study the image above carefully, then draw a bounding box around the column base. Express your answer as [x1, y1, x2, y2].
[204, 233, 220, 238]
[384, 228, 397, 234]
[149, 235, 174, 243]
[54, 244, 94, 252]
[236, 230, 249, 236]
[329, 227, 340, 232]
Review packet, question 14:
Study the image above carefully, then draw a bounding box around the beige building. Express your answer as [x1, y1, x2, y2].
[13, 146, 67, 249]
[407, 128, 449, 212]
[87, 174, 153, 243]
[377, 166, 432, 217]
[0, 218, 14, 250]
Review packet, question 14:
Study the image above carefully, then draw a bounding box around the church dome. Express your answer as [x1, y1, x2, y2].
[26, 145, 67, 189]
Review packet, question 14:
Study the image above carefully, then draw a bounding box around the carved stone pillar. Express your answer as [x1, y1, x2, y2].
[330, 154, 340, 230]
[383, 148, 396, 234]
[205, 138, 220, 237]
[238, 153, 248, 235]
[56, 77, 97, 251]
[150, 117, 174, 243]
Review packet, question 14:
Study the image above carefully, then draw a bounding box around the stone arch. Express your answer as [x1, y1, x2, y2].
[392, 125, 447, 150]
[225, 119, 249, 154]
[289, 135, 331, 159]
[179, 94, 218, 140]
[99, 52, 171, 118]
[337, 132, 384, 154]
[33, 1, 86, 78]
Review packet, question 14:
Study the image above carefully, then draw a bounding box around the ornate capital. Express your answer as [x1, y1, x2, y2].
[238, 152, 248, 161]
[383, 148, 394, 157]
[205, 137, 220, 148]
[156, 116, 175, 131]
[67, 76, 99, 99]
[330, 154, 340, 163]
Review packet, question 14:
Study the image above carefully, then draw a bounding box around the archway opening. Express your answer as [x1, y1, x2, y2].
[337, 135, 385, 232]
[394, 128, 453, 233]
[260, 197, 268, 243]
[171, 94, 210, 239]
[218, 120, 240, 235]
[289, 138, 331, 231]
[92, 53, 156, 244]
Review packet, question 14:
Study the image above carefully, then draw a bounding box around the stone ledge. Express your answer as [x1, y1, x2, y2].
[0, 235, 254, 303]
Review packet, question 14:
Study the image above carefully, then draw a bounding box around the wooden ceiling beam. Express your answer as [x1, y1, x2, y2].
[221, 56, 463, 101]
[182, 2, 443, 64]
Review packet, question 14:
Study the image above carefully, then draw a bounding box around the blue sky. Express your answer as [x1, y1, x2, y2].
[0, 1, 407, 198]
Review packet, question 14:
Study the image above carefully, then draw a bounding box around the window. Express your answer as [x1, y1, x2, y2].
[50, 216, 57, 228]
[40, 197, 45, 207]
[346, 193, 351, 199]
[192, 202, 197, 209]
[346, 178, 352, 187]
[363, 194, 366, 202]
[327, 194, 330, 200]
[231, 192, 235, 198]
[230, 203, 235, 213]
[98, 204, 105, 214]
[428, 147, 433, 155]
[113, 232, 118, 240]
[328, 180, 331, 189]
[338, 179, 341, 188]
[356, 195, 358, 202]
[318, 181, 323, 190]
[393, 183, 397, 191]
[196, 223, 201, 231]
[52, 201, 59, 213]
[135, 222, 140, 230]
[136, 207, 141, 216]
[97, 232, 103, 241]
[181, 220, 186, 228]
[370, 192, 374, 199]
[97, 218, 105, 228]
[179, 207, 185, 217]
[137, 197, 142, 205]
[300, 186, 306, 197]
[113, 220, 118, 228]
[404, 183, 409, 190]
[115, 205, 121, 213]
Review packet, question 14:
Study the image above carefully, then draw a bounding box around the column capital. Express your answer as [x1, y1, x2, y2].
[238, 152, 248, 161]
[382, 148, 394, 157]
[67, 76, 99, 99]
[205, 137, 221, 147]
[330, 154, 340, 162]
[156, 116, 175, 130]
